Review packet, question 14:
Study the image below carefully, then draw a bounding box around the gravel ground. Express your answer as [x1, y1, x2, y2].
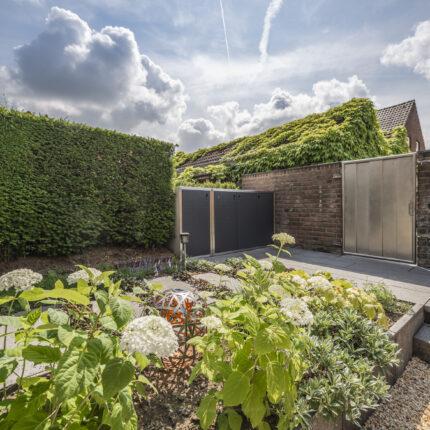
[364, 357, 430, 430]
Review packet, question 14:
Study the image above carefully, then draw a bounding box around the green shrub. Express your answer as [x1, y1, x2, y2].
[185, 259, 216, 272]
[0, 108, 175, 260]
[0, 267, 168, 429]
[189, 239, 399, 429]
[365, 283, 412, 315]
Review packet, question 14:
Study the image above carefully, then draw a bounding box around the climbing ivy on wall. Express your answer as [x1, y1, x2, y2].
[174, 98, 410, 186]
[0, 108, 175, 260]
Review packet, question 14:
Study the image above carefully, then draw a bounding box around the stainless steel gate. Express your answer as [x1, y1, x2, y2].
[343, 153, 416, 262]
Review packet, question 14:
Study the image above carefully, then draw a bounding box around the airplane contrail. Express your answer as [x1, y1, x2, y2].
[259, 0, 284, 62]
[219, 0, 230, 63]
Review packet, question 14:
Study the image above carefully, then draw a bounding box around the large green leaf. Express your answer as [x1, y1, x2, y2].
[54, 339, 101, 403]
[57, 325, 86, 348]
[109, 297, 132, 329]
[102, 358, 135, 399]
[0, 296, 15, 306]
[227, 410, 242, 430]
[9, 410, 50, 430]
[26, 307, 41, 326]
[100, 315, 118, 331]
[94, 290, 108, 313]
[0, 357, 18, 382]
[77, 279, 90, 296]
[254, 328, 275, 355]
[196, 395, 217, 430]
[20, 288, 89, 305]
[119, 389, 135, 421]
[97, 333, 114, 364]
[266, 361, 286, 404]
[222, 371, 250, 407]
[242, 371, 267, 427]
[47, 308, 69, 325]
[0, 315, 22, 328]
[22, 345, 61, 364]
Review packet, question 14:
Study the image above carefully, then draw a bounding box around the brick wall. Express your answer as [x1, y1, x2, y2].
[242, 162, 343, 253]
[417, 150, 430, 269]
[406, 103, 426, 151]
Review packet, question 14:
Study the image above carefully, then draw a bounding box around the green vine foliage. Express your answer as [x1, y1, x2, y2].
[173, 165, 238, 189]
[0, 108, 175, 260]
[174, 98, 410, 185]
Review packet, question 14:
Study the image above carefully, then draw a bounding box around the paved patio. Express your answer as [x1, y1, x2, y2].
[202, 247, 430, 305]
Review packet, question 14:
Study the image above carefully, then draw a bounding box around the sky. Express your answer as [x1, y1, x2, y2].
[1, 0, 429, 153]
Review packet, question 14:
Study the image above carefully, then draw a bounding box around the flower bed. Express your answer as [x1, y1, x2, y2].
[0, 237, 405, 429]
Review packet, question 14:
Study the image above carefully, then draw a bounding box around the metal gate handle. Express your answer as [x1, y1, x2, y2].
[408, 201, 414, 216]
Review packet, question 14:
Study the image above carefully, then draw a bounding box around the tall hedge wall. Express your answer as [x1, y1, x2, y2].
[0, 108, 175, 260]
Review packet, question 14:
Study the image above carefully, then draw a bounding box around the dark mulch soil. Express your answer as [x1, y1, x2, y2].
[386, 309, 408, 327]
[135, 366, 219, 430]
[0, 246, 173, 275]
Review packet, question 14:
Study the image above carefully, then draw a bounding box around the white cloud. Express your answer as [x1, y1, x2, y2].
[381, 20, 430, 80]
[176, 75, 371, 151]
[0, 7, 187, 135]
[177, 118, 225, 153]
[259, 0, 284, 62]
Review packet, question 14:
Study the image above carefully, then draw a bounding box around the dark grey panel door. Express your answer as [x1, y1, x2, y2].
[237, 192, 257, 249]
[214, 191, 237, 253]
[256, 193, 274, 246]
[182, 189, 210, 256]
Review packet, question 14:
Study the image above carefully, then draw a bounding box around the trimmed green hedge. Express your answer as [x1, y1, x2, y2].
[175, 99, 410, 185]
[0, 108, 175, 260]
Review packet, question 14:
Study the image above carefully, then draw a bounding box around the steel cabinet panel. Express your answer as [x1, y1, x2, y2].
[237, 192, 257, 249]
[182, 189, 210, 256]
[214, 191, 238, 253]
[256, 193, 274, 247]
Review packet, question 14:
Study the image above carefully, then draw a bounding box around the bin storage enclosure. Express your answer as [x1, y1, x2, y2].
[170, 187, 274, 257]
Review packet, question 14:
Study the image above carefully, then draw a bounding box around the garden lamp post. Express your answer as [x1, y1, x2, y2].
[180, 232, 190, 271]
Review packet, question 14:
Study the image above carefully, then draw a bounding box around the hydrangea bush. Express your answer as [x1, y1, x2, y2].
[0, 266, 172, 429]
[189, 236, 399, 430]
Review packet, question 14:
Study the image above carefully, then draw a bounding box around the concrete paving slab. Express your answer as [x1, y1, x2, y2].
[154, 276, 196, 292]
[202, 247, 430, 305]
[192, 273, 243, 292]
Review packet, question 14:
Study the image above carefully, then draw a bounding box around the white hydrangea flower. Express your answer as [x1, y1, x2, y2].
[214, 263, 233, 274]
[307, 276, 332, 290]
[120, 316, 178, 357]
[0, 269, 43, 292]
[289, 275, 308, 288]
[272, 233, 295, 246]
[259, 261, 273, 271]
[268, 284, 290, 298]
[280, 297, 314, 326]
[67, 268, 103, 285]
[200, 315, 223, 331]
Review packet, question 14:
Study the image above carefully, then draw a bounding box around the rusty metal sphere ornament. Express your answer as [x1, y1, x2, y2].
[152, 288, 205, 369]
